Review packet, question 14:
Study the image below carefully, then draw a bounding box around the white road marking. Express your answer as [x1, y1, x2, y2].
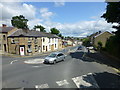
[35, 83, 49, 89]
[24, 59, 44, 64]
[56, 79, 69, 86]
[72, 73, 99, 88]
[10, 60, 18, 64]
[72, 76, 92, 88]
[32, 66, 41, 68]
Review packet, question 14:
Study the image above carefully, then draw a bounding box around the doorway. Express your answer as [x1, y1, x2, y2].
[4, 44, 7, 52]
[46, 46, 47, 51]
[20, 45, 25, 56]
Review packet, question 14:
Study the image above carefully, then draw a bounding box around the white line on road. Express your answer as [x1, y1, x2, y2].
[72, 76, 92, 88]
[72, 73, 99, 88]
[10, 60, 18, 64]
[56, 79, 69, 86]
[35, 83, 49, 89]
[24, 59, 44, 64]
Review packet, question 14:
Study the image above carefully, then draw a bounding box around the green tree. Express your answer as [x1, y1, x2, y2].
[50, 28, 60, 35]
[101, 2, 120, 59]
[58, 33, 64, 39]
[82, 38, 91, 47]
[97, 41, 103, 50]
[101, 2, 120, 36]
[33, 25, 46, 32]
[11, 15, 28, 29]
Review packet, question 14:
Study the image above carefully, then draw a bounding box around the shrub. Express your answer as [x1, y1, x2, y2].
[82, 38, 91, 47]
[105, 36, 120, 59]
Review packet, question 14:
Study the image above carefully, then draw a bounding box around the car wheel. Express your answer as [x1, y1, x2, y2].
[63, 57, 65, 61]
[53, 60, 56, 64]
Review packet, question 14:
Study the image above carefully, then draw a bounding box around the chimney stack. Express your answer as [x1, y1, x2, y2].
[2, 24, 7, 27]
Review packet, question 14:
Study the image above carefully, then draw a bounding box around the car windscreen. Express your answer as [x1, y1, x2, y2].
[78, 47, 82, 50]
[48, 54, 57, 57]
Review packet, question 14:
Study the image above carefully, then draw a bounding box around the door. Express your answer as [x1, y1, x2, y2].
[46, 46, 47, 51]
[57, 53, 64, 61]
[4, 44, 7, 52]
[57, 54, 62, 61]
[20, 46, 25, 56]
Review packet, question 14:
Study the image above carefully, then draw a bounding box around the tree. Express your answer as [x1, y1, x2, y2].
[33, 25, 46, 32]
[58, 33, 64, 39]
[82, 38, 91, 47]
[97, 41, 103, 50]
[11, 15, 28, 29]
[50, 28, 60, 35]
[101, 2, 120, 59]
[101, 2, 120, 36]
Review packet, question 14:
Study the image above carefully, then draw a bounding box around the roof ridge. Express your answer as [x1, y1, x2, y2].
[94, 31, 113, 38]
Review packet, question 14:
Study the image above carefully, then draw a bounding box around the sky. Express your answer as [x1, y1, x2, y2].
[0, 0, 117, 37]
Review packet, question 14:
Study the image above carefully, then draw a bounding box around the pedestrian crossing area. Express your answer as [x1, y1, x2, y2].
[35, 73, 99, 89]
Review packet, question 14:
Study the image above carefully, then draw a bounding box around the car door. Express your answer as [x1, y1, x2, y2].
[60, 53, 64, 61]
[58, 53, 64, 61]
[56, 54, 61, 61]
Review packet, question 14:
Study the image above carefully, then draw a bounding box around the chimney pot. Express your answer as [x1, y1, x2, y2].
[2, 24, 7, 27]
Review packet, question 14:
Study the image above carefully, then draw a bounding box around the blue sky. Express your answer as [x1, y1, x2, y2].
[1, 1, 115, 37]
[24, 2, 106, 23]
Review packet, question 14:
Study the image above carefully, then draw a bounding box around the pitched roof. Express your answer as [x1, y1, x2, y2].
[0, 27, 15, 33]
[8, 29, 60, 38]
[94, 31, 113, 38]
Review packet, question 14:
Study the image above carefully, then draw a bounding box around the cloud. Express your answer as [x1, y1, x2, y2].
[1, 1, 116, 37]
[54, 2, 65, 7]
[1, 1, 36, 27]
[28, 19, 43, 29]
[41, 19, 116, 37]
[40, 8, 54, 20]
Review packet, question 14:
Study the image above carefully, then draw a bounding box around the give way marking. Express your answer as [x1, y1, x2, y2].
[10, 60, 18, 64]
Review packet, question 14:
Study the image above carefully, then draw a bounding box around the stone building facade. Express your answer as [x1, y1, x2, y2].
[93, 31, 114, 47]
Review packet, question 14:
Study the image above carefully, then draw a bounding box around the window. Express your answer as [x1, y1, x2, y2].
[49, 38, 50, 43]
[55, 39, 57, 42]
[11, 38, 15, 44]
[57, 53, 63, 57]
[43, 38, 45, 42]
[0, 44, 1, 49]
[52, 38, 54, 42]
[3, 35, 6, 40]
[27, 45, 32, 53]
[43, 45, 45, 50]
[55, 44, 56, 48]
[35, 45, 38, 52]
[28, 37, 31, 43]
[34, 37, 38, 44]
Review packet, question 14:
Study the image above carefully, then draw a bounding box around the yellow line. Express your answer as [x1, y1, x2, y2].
[112, 68, 120, 73]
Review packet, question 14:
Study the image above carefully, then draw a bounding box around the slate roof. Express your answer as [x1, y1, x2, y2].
[0, 27, 15, 33]
[94, 31, 114, 38]
[8, 29, 60, 38]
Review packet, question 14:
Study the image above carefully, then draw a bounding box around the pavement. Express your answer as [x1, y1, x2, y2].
[1, 45, 78, 58]
[2, 45, 120, 89]
[85, 49, 120, 74]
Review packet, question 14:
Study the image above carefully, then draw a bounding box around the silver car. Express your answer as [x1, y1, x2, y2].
[44, 52, 65, 64]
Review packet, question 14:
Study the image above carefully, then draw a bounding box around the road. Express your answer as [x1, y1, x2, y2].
[2, 45, 120, 89]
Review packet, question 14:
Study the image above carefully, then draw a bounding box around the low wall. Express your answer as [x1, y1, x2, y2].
[101, 51, 120, 63]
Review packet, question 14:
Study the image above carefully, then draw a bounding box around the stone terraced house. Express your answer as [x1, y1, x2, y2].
[0, 25, 63, 56]
[0, 25, 18, 53]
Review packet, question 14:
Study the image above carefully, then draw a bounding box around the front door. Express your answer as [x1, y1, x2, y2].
[4, 44, 7, 52]
[46, 46, 47, 51]
[20, 46, 25, 56]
